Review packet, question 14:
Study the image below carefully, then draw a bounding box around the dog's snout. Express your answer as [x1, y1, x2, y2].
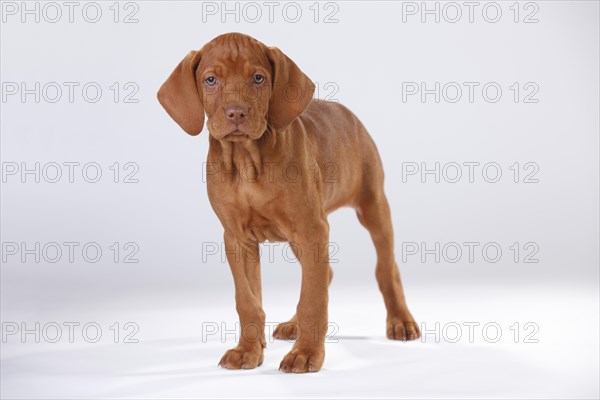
[224, 105, 249, 125]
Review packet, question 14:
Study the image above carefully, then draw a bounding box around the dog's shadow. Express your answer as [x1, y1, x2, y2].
[2, 334, 550, 398]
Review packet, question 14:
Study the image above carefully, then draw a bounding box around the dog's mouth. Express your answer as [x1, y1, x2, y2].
[211, 120, 268, 142]
[223, 129, 249, 141]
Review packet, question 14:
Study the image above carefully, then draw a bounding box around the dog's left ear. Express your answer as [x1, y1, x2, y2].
[157, 50, 204, 136]
[266, 47, 315, 131]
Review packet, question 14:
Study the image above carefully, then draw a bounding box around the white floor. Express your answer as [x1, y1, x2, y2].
[1, 282, 598, 399]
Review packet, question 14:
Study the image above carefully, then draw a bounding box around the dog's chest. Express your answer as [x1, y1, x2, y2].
[206, 140, 294, 242]
[207, 175, 289, 242]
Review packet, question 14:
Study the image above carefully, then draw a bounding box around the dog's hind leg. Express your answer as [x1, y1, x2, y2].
[356, 191, 420, 341]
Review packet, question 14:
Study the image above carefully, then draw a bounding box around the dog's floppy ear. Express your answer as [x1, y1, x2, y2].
[157, 50, 204, 136]
[266, 47, 315, 131]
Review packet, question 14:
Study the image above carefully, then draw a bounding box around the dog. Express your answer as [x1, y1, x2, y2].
[158, 32, 419, 373]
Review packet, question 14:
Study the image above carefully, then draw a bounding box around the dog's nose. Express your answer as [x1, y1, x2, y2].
[224, 105, 249, 125]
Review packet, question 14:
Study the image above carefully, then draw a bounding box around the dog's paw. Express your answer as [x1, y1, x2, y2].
[273, 321, 298, 340]
[218, 345, 264, 370]
[279, 347, 324, 373]
[386, 318, 421, 341]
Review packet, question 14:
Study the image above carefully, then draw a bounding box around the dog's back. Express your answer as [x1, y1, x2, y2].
[294, 100, 385, 212]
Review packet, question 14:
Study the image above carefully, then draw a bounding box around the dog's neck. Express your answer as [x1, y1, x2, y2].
[208, 129, 277, 182]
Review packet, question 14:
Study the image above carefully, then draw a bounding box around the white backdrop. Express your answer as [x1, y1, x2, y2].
[1, 1, 599, 398]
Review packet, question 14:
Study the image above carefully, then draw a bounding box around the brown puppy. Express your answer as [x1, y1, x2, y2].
[158, 33, 419, 373]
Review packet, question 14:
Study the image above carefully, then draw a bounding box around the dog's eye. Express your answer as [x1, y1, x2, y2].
[205, 76, 217, 86]
[253, 74, 265, 84]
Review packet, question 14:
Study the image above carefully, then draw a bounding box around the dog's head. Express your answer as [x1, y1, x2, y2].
[157, 33, 315, 141]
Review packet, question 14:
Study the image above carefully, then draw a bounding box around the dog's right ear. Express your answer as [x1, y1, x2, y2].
[157, 50, 204, 136]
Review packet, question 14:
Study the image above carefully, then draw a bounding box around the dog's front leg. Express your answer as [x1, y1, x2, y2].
[279, 220, 330, 373]
[218, 234, 266, 369]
